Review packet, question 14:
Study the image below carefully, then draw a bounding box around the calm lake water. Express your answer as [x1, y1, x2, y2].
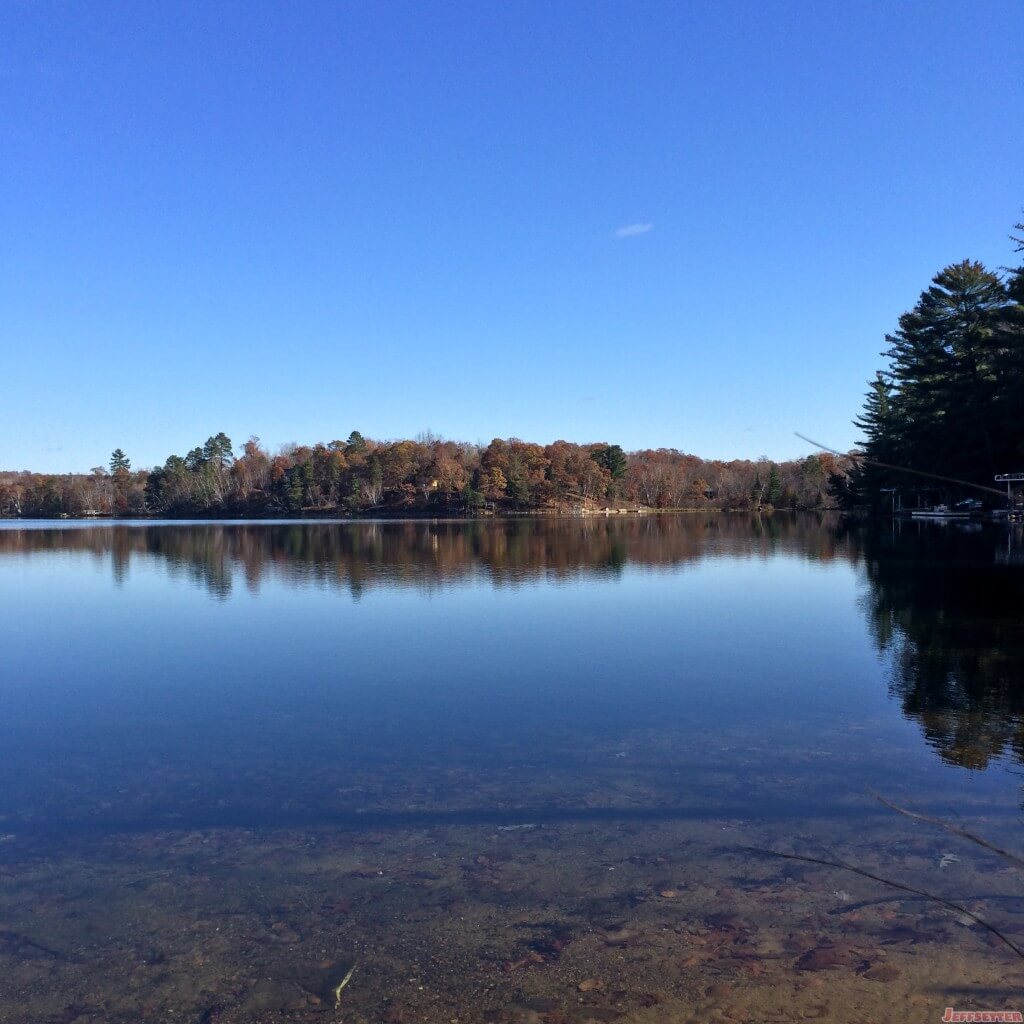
[1, 515, 1023, 1023]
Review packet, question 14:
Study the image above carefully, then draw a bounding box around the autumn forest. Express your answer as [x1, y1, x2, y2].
[0, 435, 848, 519]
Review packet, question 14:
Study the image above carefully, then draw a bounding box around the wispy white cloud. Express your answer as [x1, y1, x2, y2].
[613, 222, 653, 239]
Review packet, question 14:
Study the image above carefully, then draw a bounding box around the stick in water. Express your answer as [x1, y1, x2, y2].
[873, 794, 1024, 870]
[742, 846, 1024, 961]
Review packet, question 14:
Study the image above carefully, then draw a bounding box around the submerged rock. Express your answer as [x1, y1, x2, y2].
[795, 941, 861, 971]
[861, 963, 901, 982]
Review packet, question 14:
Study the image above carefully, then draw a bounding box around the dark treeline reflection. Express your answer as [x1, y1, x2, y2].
[6, 515, 1024, 774]
[854, 520, 1024, 769]
[0, 513, 848, 598]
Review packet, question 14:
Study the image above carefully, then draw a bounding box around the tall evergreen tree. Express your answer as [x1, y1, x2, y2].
[852, 251, 1023, 507]
[109, 449, 130, 474]
[202, 433, 234, 468]
[591, 444, 627, 480]
[766, 463, 783, 506]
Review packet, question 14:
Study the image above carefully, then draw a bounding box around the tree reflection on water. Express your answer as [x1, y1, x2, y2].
[857, 520, 1024, 769]
[4, 514, 1024, 773]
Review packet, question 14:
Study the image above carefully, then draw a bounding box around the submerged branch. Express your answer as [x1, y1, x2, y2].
[873, 794, 1024, 870]
[743, 847, 1024, 961]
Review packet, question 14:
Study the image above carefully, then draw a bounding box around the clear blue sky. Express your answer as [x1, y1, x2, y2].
[2, 1, 1021, 473]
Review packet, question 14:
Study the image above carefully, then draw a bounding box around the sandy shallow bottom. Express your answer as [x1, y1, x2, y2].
[1, 812, 1022, 1024]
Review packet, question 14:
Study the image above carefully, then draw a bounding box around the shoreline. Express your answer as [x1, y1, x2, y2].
[0, 506, 845, 523]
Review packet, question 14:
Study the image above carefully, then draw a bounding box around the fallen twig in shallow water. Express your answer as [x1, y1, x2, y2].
[332, 964, 355, 1008]
[0, 928, 72, 962]
[742, 847, 1024, 961]
[873, 794, 1024, 869]
[829, 893, 1024, 917]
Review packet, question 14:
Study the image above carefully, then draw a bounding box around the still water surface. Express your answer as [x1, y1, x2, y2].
[1, 515, 1022, 1023]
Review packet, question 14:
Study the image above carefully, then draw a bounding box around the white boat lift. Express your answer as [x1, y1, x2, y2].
[996, 474, 1024, 518]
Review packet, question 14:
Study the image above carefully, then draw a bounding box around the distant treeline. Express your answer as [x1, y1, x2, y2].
[0, 435, 848, 518]
[842, 218, 1024, 510]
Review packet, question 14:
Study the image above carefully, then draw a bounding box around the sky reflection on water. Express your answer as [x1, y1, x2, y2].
[2, 515, 1022, 837]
